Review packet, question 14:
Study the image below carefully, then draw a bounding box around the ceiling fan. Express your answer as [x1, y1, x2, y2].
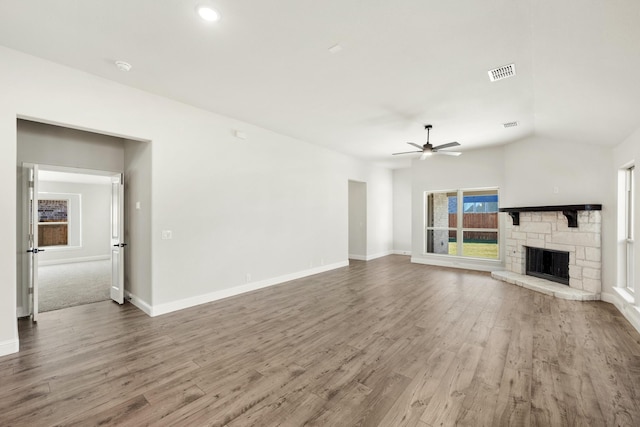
[393, 125, 462, 159]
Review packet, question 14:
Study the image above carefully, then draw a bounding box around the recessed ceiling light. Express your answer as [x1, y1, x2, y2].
[115, 61, 132, 72]
[197, 5, 220, 22]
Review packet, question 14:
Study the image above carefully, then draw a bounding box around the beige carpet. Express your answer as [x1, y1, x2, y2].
[38, 260, 111, 312]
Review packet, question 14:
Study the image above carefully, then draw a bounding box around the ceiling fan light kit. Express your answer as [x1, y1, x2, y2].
[392, 124, 462, 159]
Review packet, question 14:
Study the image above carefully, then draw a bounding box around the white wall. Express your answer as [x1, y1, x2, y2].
[364, 167, 394, 260]
[17, 119, 125, 171]
[124, 139, 153, 306]
[411, 145, 505, 270]
[0, 46, 393, 356]
[392, 168, 412, 254]
[37, 181, 111, 264]
[502, 136, 613, 207]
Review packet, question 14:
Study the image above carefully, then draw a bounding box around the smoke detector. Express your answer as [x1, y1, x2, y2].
[115, 61, 132, 72]
[488, 63, 516, 82]
[503, 121, 519, 128]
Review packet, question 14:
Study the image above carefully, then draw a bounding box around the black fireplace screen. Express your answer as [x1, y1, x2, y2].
[525, 247, 570, 285]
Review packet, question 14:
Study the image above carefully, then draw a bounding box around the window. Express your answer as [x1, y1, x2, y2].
[425, 188, 499, 259]
[38, 199, 69, 247]
[625, 166, 635, 293]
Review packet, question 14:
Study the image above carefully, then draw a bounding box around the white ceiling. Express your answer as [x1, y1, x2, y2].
[1, 0, 639, 168]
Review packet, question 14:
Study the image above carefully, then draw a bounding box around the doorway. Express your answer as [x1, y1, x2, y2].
[15, 119, 151, 322]
[21, 165, 125, 320]
[37, 168, 119, 313]
[348, 180, 367, 260]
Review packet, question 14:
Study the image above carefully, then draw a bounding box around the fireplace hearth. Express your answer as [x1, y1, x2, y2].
[526, 246, 569, 285]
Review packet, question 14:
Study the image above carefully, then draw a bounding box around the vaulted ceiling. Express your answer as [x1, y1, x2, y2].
[1, 0, 639, 167]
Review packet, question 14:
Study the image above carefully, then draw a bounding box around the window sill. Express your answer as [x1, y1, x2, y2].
[614, 286, 636, 304]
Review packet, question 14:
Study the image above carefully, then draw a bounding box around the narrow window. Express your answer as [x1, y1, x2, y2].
[625, 166, 635, 293]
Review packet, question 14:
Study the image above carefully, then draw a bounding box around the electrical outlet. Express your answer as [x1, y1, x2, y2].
[246, 273, 251, 283]
[161, 230, 172, 240]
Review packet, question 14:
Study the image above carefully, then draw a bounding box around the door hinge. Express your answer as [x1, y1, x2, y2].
[28, 288, 33, 295]
[28, 181, 34, 188]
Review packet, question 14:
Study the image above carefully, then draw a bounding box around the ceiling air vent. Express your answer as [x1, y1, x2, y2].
[503, 121, 518, 128]
[488, 63, 516, 82]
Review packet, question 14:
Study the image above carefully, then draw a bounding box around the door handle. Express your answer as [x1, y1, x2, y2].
[26, 248, 45, 253]
[113, 243, 128, 247]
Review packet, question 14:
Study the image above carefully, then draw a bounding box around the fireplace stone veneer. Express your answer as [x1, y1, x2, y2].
[494, 207, 602, 299]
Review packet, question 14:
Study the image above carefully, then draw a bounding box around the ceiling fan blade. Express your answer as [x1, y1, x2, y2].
[392, 150, 422, 155]
[407, 142, 424, 150]
[434, 151, 462, 156]
[433, 141, 460, 150]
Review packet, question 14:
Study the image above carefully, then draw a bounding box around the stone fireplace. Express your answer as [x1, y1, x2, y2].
[492, 205, 602, 300]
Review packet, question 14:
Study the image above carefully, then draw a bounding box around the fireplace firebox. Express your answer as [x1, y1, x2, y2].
[525, 246, 569, 285]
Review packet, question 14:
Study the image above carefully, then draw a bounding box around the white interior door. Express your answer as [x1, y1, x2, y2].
[110, 173, 125, 304]
[26, 164, 41, 322]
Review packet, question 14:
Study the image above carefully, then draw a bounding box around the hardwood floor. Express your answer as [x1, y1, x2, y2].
[2, 255, 640, 426]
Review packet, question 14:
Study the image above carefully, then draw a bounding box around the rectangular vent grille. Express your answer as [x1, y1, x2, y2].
[488, 63, 516, 82]
[503, 121, 519, 128]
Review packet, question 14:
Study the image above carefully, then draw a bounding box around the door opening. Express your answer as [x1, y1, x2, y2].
[348, 180, 367, 260]
[21, 164, 126, 319]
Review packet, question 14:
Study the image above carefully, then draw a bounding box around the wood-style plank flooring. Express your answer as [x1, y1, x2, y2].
[2, 255, 640, 426]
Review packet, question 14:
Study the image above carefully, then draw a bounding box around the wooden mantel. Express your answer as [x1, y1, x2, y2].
[499, 204, 602, 228]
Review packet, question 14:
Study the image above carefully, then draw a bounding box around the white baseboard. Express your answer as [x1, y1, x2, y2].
[150, 261, 349, 317]
[392, 250, 411, 256]
[39, 255, 110, 266]
[0, 338, 19, 357]
[125, 291, 153, 316]
[602, 290, 640, 335]
[348, 251, 393, 261]
[365, 251, 392, 261]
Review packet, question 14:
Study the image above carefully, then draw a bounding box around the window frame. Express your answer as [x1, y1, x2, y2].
[424, 187, 500, 260]
[625, 165, 635, 294]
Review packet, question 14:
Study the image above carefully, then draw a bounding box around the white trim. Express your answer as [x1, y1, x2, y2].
[38, 255, 110, 266]
[411, 255, 504, 272]
[0, 338, 19, 357]
[365, 251, 393, 260]
[602, 290, 640, 335]
[613, 286, 635, 304]
[149, 261, 349, 317]
[349, 251, 393, 261]
[125, 291, 152, 316]
[392, 250, 412, 256]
